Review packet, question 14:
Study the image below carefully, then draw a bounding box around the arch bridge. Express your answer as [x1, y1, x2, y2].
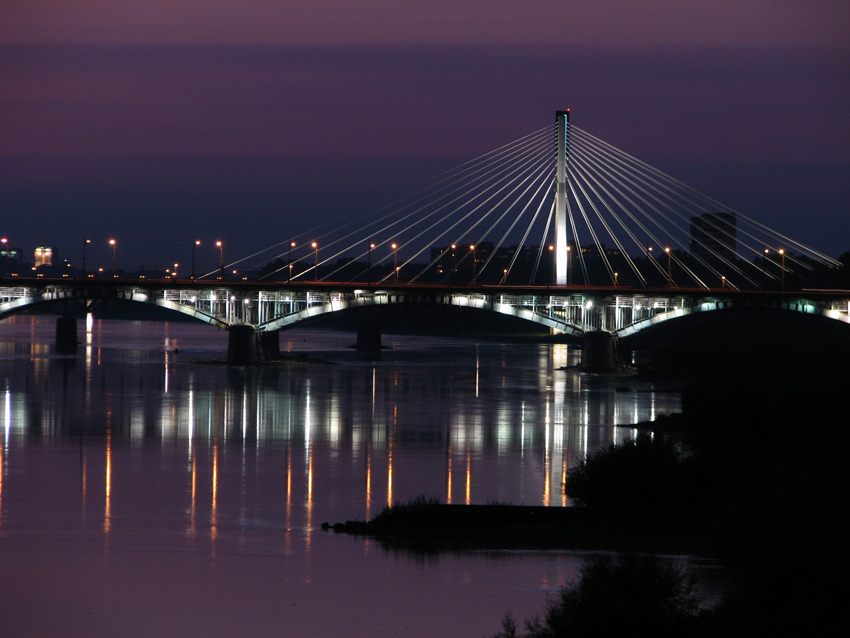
[2, 278, 848, 363]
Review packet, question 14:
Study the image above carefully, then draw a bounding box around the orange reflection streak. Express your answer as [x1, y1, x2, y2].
[465, 451, 471, 505]
[446, 442, 453, 504]
[386, 440, 393, 508]
[561, 452, 568, 507]
[104, 431, 112, 537]
[190, 451, 197, 539]
[80, 446, 87, 525]
[286, 447, 292, 525]
[305, 446, 314, 554]
[365, 442, 372, 520]
[211, 441, 219, 552]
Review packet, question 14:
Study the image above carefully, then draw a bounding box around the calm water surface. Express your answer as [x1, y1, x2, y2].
[0, 315, 686, 637]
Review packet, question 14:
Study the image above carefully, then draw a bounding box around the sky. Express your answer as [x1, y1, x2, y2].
[1, 1, 849, 273]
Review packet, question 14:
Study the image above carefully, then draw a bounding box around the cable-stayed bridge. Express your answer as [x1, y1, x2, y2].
[2, 111, 848, 363]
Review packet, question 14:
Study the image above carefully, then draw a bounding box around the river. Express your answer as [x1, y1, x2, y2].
[0, 314, 692, 637]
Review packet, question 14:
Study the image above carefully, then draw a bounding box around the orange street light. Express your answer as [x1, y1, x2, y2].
[108, 239, 117, 277]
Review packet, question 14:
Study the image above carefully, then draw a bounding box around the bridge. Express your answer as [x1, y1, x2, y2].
[2, 277, 848, 365]
[2, 111, 848, 363]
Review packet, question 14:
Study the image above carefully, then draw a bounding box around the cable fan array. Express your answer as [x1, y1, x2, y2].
[223, 123, 839, 289]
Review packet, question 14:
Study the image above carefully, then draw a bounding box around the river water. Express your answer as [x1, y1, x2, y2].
[0, 314, 687, 637]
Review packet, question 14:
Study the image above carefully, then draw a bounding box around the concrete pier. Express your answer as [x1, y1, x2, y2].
[55, 316, 78, 354]
[356, 321, 382, 352]
[581, 331, 617, 372]
[227, 326, 280, 365]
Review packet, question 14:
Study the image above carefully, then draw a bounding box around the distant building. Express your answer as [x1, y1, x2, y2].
[690, 213, 737, 263]
[34, 246, 54, 267]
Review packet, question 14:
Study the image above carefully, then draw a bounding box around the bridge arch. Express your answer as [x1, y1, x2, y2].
[257, 291, 585, 337]
[613, 296, 849, 339]
[0, 286, 229, 329]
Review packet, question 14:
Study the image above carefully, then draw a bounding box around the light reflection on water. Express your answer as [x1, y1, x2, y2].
[0, 315, 691, 637]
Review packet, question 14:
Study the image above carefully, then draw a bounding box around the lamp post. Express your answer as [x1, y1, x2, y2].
[288, 241, 296, 283]
[391, 243, 398, 283]
[215, 241, 223, 279]
[567, 244, 572, 286]
[312, 242, 318, 281]
[614, 271, 619, 287]
[721, 275, 726, 288]
[779, 248, 786, 291]
[367, 242, 375, 285]
[665, 247, 672, 287]
[449, 244, 456, 286]
[191, 237, 201, 280]
[82, 236, 91, 276]
[109, 239, 117, 277]
[1, 237, 7, 276]
[470, 244, 476, 284]
[762, 248, 769, 289]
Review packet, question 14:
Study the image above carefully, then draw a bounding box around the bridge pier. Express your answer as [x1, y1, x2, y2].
[227, 325, 280, 365]
[356, 321, 382, 352]
[55, 316, 78, 354]
[581, 331, 618, 372]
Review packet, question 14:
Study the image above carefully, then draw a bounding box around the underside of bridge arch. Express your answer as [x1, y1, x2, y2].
[268, 302, 583, 340]
[618, 306, 850, 369]
[0, 294, 227, 329]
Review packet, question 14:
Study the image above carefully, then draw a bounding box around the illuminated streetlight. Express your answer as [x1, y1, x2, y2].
[82, 236, 91, 276]
[548, 244, 554, 286]
[614, 271, 619, 287]
[391, 243, 398, 282]
[779, 248, 786, 291]
[721, 275, 726, 288]
[173, 263, 179, 279]
[367, 242, 376, 285]
[567, 245, 572, 286]
[312, 242, 318, 281]
[288, 240, 296, 283]
[215, 241, 223, 279]
[191, 237, 201, 280]
[665, 247, 672, 287]
[1, 237, 8, 276]
[109, 239, 117, 277]
[470, 244, 477, 284]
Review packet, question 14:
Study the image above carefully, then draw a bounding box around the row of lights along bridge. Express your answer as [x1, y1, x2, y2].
[0, 236, 791, 291]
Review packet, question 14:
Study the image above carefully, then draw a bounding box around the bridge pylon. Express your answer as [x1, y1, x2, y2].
[555, 110, 570, 286]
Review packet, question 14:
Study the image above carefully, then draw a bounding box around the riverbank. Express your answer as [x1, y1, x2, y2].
[325, 501, 714, 554]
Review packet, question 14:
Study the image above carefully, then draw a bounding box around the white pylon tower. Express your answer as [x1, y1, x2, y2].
[555, 110, 570, 286]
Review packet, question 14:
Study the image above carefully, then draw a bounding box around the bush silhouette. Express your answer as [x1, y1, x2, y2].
[490, 553, 702, 637]
[565, 433, 687, 507]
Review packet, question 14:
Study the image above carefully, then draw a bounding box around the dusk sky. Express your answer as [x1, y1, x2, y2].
[2, 1, 848, 273]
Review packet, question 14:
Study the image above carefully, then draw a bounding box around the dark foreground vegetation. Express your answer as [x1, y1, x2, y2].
[495, 332, 850, 636]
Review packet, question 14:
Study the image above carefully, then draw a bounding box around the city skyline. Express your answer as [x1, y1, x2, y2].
[2, 2, 848, 270]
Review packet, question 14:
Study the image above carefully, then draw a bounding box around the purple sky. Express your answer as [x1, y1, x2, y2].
[2, 1, 849, 272]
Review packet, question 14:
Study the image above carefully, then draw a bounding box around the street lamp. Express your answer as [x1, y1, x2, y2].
[82, 236, 91, 276]
[470, 244, 476, 284]
[391, 243, 398, 282]
[288, 240, 296, 283]
[312, 242, 318, 281]
[779, 248, 786, 290]
[665, 247, 672, 287]
[191, 237, 201, 280]
[1, 237, 8, 276]
[215, 241, 223, 279]
[614, 271, 619, 287]
[721, 275, 726, 288]
[109, 239, 117, 277]
[567, 244, 572, 286]
[367, 242, 375, 285]
[548, 244, 554, 285]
